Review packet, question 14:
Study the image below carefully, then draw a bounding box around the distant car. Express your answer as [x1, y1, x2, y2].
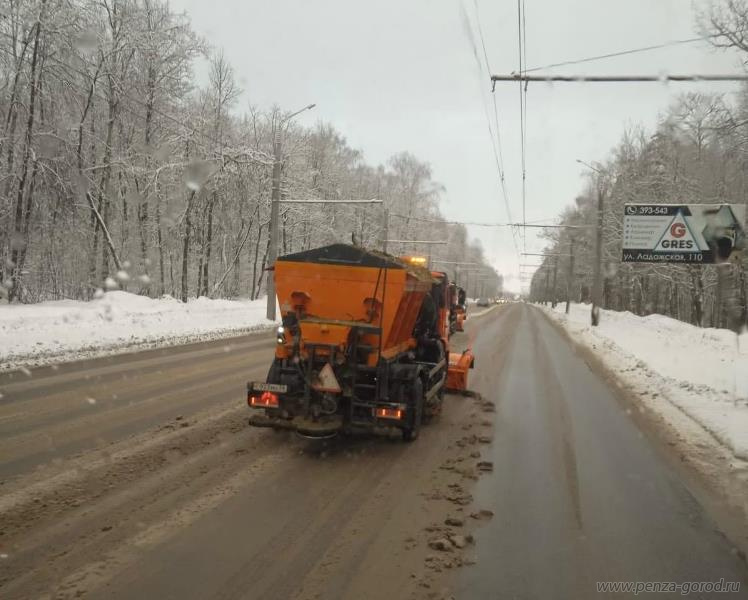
[476, 298, 491, 307]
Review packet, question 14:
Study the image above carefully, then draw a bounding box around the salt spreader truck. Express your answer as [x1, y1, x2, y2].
[246, 244, 474, 441]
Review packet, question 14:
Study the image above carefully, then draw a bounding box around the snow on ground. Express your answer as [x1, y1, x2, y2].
[543, 303, 748, 460]
[0, 291, 279, 370]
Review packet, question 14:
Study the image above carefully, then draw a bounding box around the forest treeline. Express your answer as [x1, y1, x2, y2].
[0, 0, 501, 304]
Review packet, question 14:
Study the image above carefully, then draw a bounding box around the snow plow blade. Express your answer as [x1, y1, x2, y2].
[446, 349, 474, 392]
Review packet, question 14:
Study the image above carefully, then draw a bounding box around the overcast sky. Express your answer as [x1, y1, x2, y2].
[171, 0, 743, 293]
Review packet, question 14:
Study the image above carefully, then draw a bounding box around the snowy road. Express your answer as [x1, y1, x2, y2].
[1, 304, 747, 599]
[458, 304, 748, 598]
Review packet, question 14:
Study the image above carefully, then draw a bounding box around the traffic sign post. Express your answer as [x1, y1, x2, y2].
[622, 204, 746, 264]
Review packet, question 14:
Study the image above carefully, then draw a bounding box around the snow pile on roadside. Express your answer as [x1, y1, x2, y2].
[543, 303, 748, 459]
[0, 291, 278, 370]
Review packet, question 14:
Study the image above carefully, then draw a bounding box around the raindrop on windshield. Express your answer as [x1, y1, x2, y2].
[104, 277, 118, 290]
[183, 160, 215, 192]
[74, 29, 99, 53]
[9, 231, 25, 251]
[37, 133, 61, 158]
[152, 144, 171, 163]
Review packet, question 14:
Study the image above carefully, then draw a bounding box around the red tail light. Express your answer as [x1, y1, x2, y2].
[248, 391, 279, 408]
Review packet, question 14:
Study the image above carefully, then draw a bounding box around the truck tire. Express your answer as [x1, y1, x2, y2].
[402, 378, 424, 442]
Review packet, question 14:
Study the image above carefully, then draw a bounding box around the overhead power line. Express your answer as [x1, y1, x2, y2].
[388, 211, 578, 228]
[523, 34, 723, 74]
[491, 73, 748, 83]
[469, 0, 520, 260]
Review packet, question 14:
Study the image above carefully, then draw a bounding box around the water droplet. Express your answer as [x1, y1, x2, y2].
[37, 133, 61, 158]
[138, 274, 151, 285]
[104, 277, 118, 290]
[9, 232, 25, 251]
[123, 260, 132, 269]
[74, 29, 99, 53]
[183, 160, 216, 192]
[152, 144, 171, 163]
[19, 366, 31, 377]
[74, 173, 89, 196]
[115, 270, 130, 282]
[86, 397, 97, 405]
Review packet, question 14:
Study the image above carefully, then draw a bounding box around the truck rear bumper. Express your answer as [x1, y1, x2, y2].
[248, 412, 344, 437]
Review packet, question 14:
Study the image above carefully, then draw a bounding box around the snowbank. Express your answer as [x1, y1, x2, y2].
[0, 292, 278, 370]
[543, 303, 748, 460]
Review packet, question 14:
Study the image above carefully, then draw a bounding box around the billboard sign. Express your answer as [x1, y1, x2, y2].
[622, 204, 746, 264]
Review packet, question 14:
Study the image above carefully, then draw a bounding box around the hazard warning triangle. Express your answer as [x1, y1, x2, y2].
[655, 210, 699, 252]
[312, 363, 341, 393]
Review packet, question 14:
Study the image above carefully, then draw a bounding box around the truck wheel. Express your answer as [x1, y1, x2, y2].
[402, 378, 424, 442]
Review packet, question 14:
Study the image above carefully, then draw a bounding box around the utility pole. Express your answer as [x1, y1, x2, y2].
[382, 208, 389, 253]
[566, 236, 575, 314]
[551, 256, 559, 308]
[592, 183, 604, 326]
[577, 159, 606, 327]
[267, 132, 283, 321]
[266, 103, 316, 321]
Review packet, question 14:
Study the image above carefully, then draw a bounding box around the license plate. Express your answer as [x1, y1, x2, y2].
[251, 382, 288, 393]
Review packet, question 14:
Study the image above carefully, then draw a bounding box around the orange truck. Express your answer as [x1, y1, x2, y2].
[247, 244, 474, 441]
